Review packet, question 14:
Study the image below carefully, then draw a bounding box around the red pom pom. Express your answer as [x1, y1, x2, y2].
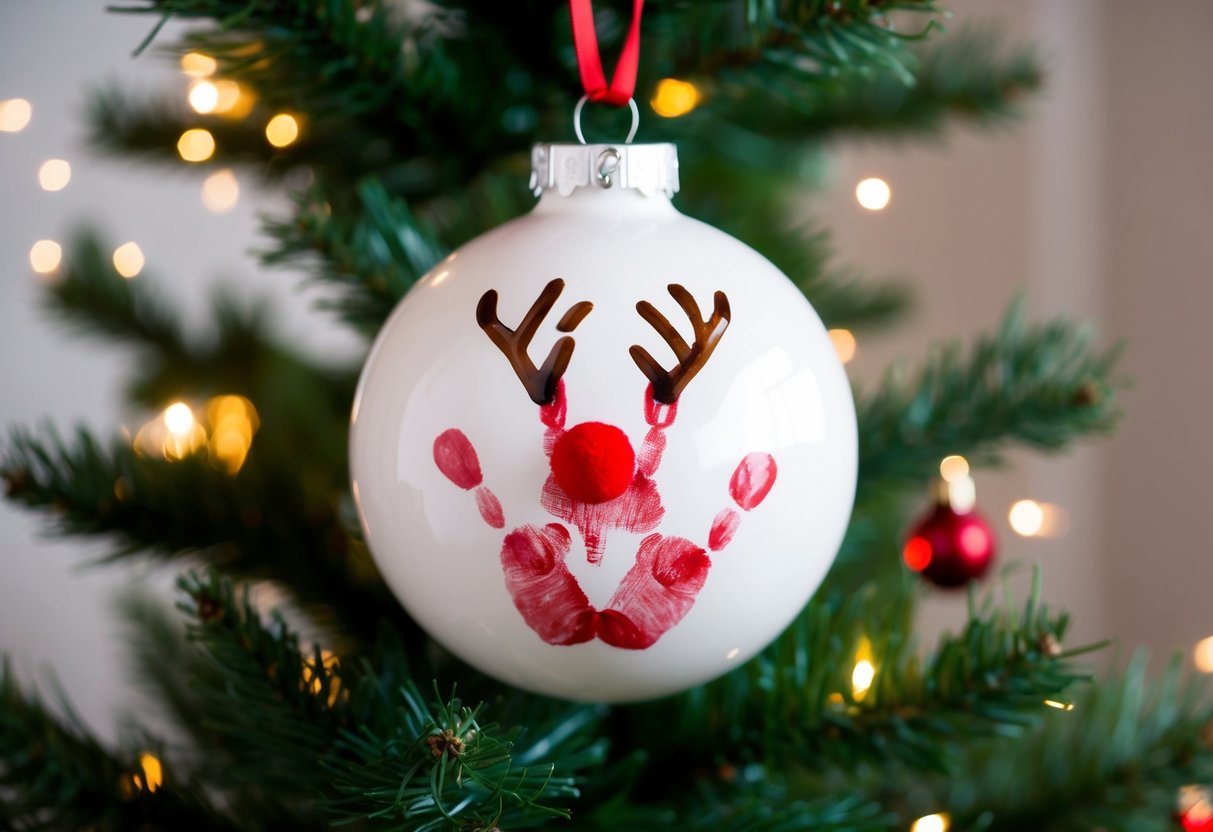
[551, 422, 636, 504]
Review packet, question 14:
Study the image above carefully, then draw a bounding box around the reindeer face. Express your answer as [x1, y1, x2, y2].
[350, 198, 857, 702]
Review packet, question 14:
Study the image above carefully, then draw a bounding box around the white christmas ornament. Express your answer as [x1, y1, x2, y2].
[350, 143, 857, 702]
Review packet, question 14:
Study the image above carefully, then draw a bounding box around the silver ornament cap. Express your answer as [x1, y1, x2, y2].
[530, 143, 680, 199]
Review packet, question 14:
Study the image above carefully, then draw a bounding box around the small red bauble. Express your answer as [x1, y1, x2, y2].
[550, 421, 636, 504]
[904, 500, 996, 588]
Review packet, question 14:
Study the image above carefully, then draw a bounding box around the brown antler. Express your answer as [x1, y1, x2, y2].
[477, 278, 593, 405]
[630, 284, 731, 404]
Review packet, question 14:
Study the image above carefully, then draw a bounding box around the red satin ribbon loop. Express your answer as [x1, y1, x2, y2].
[569, 0, 645, 107]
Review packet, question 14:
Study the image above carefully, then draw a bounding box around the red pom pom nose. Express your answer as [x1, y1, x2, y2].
[550, 422, 636, 504]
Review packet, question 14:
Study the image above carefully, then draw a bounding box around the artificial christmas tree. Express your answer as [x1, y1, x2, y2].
[3, 1, 1211, 830]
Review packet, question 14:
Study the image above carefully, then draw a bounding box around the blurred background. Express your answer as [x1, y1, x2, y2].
[2, 0, 1210, 741]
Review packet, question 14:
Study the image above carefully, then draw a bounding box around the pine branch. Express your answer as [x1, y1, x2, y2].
[633, 566, 1099, 776]
[856, 298, 1123, 501]
[0, 661, 232, 831]
[0, 425, 409, 646]
[942, 653, 1213, 831]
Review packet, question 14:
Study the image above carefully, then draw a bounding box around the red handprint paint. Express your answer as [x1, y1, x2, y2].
[432, 281, 778, 650]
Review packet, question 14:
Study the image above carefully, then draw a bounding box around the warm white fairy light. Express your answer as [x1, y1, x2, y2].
[180, 52, 217, 78]
[29, 240, 62, 274]
[1195, 636, 1213, 674]
[910, 814, 950, 832]
[164, 402, 195, 438]
[855, 177, 891, 211]
[177, 128, 215, 162]
[651, 78, 701, 118]
[827, 328, 857, 364]
[0, 98, 32, 132]
[211, 79, 248, 116]
[939, 455, 970, 483]
[112, 242, 145, 278]
[188, 79, 219, 114]
[265, 113, 300, 147]
[851, 636, 875, 701]
[1044, 699, 1075, 711]
[1009, 499, 1046, 537]
[38, 159, 71, 191]
[201, 168, 239, 213]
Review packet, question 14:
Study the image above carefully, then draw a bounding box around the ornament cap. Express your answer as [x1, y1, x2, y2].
[530, 143, 679, 199]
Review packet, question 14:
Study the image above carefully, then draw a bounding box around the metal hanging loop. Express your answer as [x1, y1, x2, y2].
[573, 95, 640, 145]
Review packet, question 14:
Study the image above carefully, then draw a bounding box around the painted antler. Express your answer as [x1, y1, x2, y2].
[630, 284, 731, 404]
[477, 278, 593, 405]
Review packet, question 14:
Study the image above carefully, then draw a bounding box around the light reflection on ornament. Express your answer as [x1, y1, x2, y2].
[38, 159, 71, 191]
[911, 814, 950, 832]
[180, 52, 217, 78]
[201, 168, 240, 213]
[1194, 636, 1213, 674]
[177, 128, 215, 162]
[0, 98, 32, 132]
[29, 240, 62, 274]
[827, 328, 856, 364]
[188, 79, 219, 114]
[903, 535, 931, 572]
[265, 113, 300, 147]
[855, 177, 891, 211]
[651, 78, 700, 118]
[112, 242, 145, 278]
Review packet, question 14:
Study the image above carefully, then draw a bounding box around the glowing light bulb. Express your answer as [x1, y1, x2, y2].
[211, 79, 249, 116]
[855, 177, 891, 211]
[651, 78, 700, 118]
[939, 455, 970, 482]
[911, 813, 950, 832]
[265, 113, 299, 147]
[188, 80, 219, 114]
[29, 240, 62, 274]
[164, 403, 195, 437]
[0, 98, 32, 132]
[201, 168, 239, 213]
[112, 242, 145, 278]
[1044, 699, 1074, 711]
[138, 752, 163, 792]
[206, 394, 259, 475]
[177, 128, 215, 162]
[1009, 499, 1045, 537]
[180, 52, 217, 78]
[851, 636, 875, 701]
[38, 159, 71, 191]
[827, 328, 857, 364]
[1195, 636, 1213, 674]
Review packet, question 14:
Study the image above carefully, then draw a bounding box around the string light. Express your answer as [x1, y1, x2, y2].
[302, 650, 342, 706]
[29, 240, 62, 274]
[112, 242, 145, 279]
[211, 79, 251, 117]
[188, 80, 219, 114]
[0, 98, 32, 132]
[855, 177, 892, 211]
[177, 128, 215, 162]
[1008, 499, 1045, 537]
[651, 78, 700, 118]
[910, 813, 950, 832]
[201, 168, 240, 213]
[827, 328, 857, 364]
[265, 113, 300, 147]
[851, 636, 875, 701]
[1044, 699, 1074, 711]
[180, 52, 217, 78]
[38, 159, 71, 191]
[206, 394, 259, 474]
[939, 455, 969, 483]
[134, 752, 163, 793]
[1194, 636, 1213, 674]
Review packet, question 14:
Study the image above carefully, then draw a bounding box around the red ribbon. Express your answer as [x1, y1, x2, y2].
[569, 0, 645, 107]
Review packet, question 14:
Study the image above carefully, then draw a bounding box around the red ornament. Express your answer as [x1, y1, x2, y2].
[550, 421, 636, 504]
[1183, 811, 1213, 832]
[903, 476, 996, 588]
[1179, 786, 1213, 832]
